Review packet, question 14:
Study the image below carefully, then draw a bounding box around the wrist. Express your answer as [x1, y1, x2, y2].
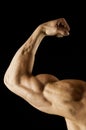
[38, 24, 47, 36]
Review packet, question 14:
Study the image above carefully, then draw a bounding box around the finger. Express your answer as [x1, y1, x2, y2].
[56, 29, 70, 37]
[57, 18, 70, 31]
[62, 18, 70, 31]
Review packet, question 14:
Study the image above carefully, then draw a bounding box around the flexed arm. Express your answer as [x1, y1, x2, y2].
[4, 18, 70, 113]
[4, 18, 70, 87]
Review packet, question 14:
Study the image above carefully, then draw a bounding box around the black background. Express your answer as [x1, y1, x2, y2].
[1, 1, 86, 129]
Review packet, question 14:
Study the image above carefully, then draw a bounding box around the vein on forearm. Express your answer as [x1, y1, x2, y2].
[20, 26, 45, 55]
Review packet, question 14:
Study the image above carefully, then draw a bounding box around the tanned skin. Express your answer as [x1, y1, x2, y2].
[4, 18, 86, 130]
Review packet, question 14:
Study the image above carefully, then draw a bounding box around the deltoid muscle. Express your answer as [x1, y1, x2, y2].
[4, 18, 86, 130]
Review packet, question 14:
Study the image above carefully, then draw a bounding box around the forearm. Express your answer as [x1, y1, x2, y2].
[20, 25, 45, 55]
[4, 25, 45, 83]
[16, 25, 45, 73]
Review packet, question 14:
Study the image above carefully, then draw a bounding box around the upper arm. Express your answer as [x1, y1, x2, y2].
[4, 72, 59, 97]
[19, 74, 59, 113]
[4, 73, 59, 114]
[19, 73, 59, 94]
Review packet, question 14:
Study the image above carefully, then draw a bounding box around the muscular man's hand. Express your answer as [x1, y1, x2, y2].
[41, 18, 70, 37]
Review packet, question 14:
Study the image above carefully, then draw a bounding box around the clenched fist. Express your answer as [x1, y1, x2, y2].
[41, 18, 70, 37]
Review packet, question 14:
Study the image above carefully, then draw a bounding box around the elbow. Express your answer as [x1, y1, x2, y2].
[3, 71, 19, 89]
[3, 73, 11, 90]
[3, 72, 9, 87]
